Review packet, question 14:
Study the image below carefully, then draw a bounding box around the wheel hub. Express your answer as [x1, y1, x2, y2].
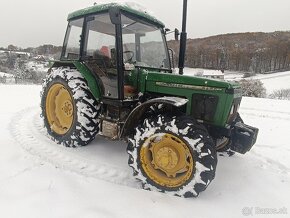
[62, 100, 73, 117]
[45, 84, 74, 135]
[154, 147, 178, 171]
[140, 133, 195, 188]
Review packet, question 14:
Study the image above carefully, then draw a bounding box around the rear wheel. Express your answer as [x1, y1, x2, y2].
[41, 67, 100, 147]
[127, 114, 217, 197]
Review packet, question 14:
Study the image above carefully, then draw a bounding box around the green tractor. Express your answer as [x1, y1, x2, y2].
[40, 2, 258, 197]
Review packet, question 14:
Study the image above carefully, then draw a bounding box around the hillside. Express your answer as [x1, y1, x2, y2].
[184, 68, 290, 95]
[2, 31, 290, 83]
[168, 31, 290, 73]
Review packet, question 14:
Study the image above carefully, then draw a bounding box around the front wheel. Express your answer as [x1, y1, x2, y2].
[127, 114, 217, 197]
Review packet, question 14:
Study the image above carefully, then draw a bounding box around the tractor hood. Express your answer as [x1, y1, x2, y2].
[144, 71, 240, 92]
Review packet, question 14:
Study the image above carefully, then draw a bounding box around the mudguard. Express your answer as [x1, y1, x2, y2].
[50, 60, 103, 100]
[121, 97, 188, 138]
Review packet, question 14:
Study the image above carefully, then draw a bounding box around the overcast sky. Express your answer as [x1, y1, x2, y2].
[1, 0, 290, 48]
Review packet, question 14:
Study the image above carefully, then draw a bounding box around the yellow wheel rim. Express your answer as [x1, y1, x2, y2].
[45, 83, 74, 135]
[140, 133, 195, 188]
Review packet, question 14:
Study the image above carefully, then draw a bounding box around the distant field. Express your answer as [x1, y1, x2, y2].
[184, 68, 290, 94]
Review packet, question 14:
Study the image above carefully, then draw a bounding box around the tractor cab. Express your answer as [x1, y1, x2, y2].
[59, 3, 173, 139]
[61, 3, 170, 100]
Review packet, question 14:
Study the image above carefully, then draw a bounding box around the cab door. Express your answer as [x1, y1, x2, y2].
[83, 13, 119, 99]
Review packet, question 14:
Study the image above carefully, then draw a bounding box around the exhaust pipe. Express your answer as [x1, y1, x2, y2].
[178, 0, 188, 75]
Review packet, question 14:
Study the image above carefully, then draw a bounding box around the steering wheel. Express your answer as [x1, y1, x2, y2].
[123, 50, 134, 63]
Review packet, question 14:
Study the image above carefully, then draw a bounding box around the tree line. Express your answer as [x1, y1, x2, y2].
[168, 31, 290, 73]
[1, 44, 62, 58]
[2, 31, 290, 74]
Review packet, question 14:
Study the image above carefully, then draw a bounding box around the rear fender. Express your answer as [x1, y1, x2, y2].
[121, 97, 188, 138]
[50, 61, 102, 100]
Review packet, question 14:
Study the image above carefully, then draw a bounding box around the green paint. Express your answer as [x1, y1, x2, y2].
[155, 82, 223, 91]
[73, 62, 102, 100]
[59, 3, 243, 129]
[51, 60, 102, 100]
[127, 69, 240, 127]
[51, 59, 240, 127]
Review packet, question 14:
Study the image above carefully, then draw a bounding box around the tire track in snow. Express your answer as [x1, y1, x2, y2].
[250, 148, 290, 174]
[241, 107, 290, 116]
[240, 107, 290, 121]
[9, 107, 139, 188]
[254, 144, 290, 152]
[9, 105, 290, 188]
[239, 106, 290, 174]
[254, 72, 290, 81]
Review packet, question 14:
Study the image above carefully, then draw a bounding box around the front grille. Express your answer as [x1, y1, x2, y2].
[191, 94, 219, 122]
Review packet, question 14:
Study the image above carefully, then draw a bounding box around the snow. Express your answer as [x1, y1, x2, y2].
[119, 2, 156, 22]
[159, 96, 189, 107]
[121, 2, 149, 14]
[25, 61, 49, 73]
[184, 68, 290, 95]
[251, 71, 290, 94]
[0, 50, 30, 56]
[0, 84, 290, 218]
[0, 72, 14, 78]
[183, 67, 224, 76]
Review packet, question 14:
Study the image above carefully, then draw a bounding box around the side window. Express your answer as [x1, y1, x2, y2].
[122, 34, 136, 63]
[84, 14, 118, 98]
[63, 18, 84, 59]
[86, 28, 115, 58]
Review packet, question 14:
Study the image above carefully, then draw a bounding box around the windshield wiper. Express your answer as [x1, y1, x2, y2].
[122, 21, 137, 29]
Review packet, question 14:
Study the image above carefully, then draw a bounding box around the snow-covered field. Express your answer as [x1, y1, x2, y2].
[184, 68, 290, 95]
[251, 71, 290, 94]
[0, 84, 289, 218]
[25, 60, 49, 73]
[0, 72, 14, 77]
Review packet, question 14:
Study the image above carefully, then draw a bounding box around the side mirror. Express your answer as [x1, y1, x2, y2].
[164, 28, 180, 41]
[174, 28, 180, 41]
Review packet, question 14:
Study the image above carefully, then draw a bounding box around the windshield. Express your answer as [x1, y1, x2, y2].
[121, 14, 170, 69]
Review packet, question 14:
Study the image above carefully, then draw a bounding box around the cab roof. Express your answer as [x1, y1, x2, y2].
[67, 2, 165, 28]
